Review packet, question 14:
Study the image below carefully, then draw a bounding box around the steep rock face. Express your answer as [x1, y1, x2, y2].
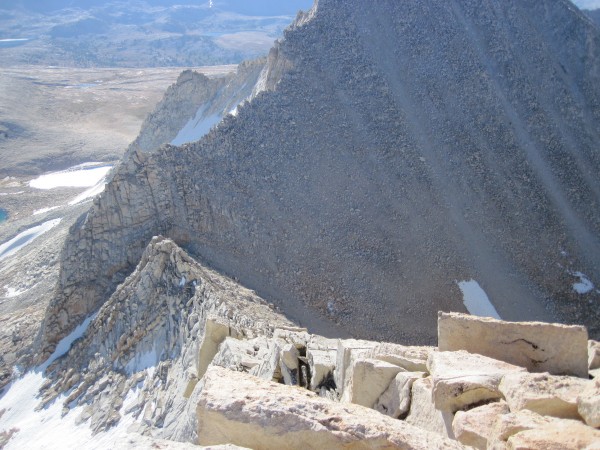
[40, 237, 293, 435]
[129, 58, 266, 154]
[40, 0, 600, 356]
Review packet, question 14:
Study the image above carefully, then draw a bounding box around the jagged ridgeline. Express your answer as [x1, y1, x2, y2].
[40, 0, 600, 357]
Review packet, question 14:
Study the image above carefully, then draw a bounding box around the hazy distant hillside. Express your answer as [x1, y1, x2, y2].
[586, 8, 600, 26]
[0, 0, 312, 67]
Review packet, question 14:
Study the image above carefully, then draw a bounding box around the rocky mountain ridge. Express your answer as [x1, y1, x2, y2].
[4, 236, 599, 449]
[38, 0, 600, 364]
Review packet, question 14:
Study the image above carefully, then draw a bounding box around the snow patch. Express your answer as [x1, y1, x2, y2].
[3, 286, 29, 298]
[570, 271, 594, 294]
[457, 280, 501, 319]
[68, 180, 107, 205]
[170, 105, 221, 146]
[32, 206, 61, 215]
[0, 367, 155, 449]
[42, 314, 96, 370]
[0, 218, 61, 261]
[125, 344, 159, 375]
[29, 164, 112, 190]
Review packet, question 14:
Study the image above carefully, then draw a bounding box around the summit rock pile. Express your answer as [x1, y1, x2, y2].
[31, 238, 600, 449]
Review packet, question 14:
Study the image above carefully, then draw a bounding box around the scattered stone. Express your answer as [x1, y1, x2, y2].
[438, 312, 589, 378]
[487, 409, 557, 448]
[499, 372, 591, 420]
[306, 347, 337, 392]
[197, 316, 234, 380]
[506, 419, 600, 449]
[452, 401, 509, 449]
[405, 377, 455, 438]
[197, 366, 467, 450]
[335, 339, 379, 402]
[346, 358, 404, 408]
[590, 340, 600, 371]
[428, 350, 525, 413]
[374, 371, 426, 419]
[279, 343, 300, 386]
[578, 378, 600, 428]
[367, 343, 434, 372]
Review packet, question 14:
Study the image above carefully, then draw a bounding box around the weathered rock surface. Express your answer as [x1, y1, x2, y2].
[452, 401, 509, 450]
[506, 419, 600, 450]
[41, 237, 294, 434]
[129, 59, 267, 155]
[428, 350, 525, 413]
[438, 312, 589, 377]
[590, 340, 600, 371]
[13, 236, 600, 448]
[345, 358, 404, 408]
[499, 372, 591, 420]
[578, 378, 600, 428]
[197, 366, 466, 450]
[335, 339, 379, 402]
[41, 0, 600, 361]
[487, 409, 561, 449]
[367, 342, 433, 372]
[405, 377, 455, 438]
[375, 371, 426, 419]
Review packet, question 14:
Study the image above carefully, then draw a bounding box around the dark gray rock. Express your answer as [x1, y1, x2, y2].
[39, 0, 600, 358]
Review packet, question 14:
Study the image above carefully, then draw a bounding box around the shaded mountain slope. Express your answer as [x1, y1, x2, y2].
[39, 0, 600, 357]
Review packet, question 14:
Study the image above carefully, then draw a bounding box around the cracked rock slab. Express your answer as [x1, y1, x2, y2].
[438, 312, 589, 377]
[197, 366, 467, 450]
[374, 371, 426, 419]
[405, 377, 455, 439]
[499, 372, 591, 420]
[427, 350, 526, 413]
[452, 401, 509, 449]
[506, 419, 600, 450]
[578, 378, 600, 428]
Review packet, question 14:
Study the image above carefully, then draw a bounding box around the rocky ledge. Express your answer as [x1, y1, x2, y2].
[31, 238, 600, 449]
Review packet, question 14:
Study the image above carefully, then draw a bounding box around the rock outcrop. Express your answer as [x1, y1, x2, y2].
[8, 235, 600, 449]
[438, 312, 589, 377]
[197, 366, 466, 450]
[128, 59, 267, 155]
[39, 0, 600, 362]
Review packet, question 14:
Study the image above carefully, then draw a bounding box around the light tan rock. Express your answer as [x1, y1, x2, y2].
[210, 336, 268, 372]
[307, 347, 337, 392]
[279, 343, 300, 385]
[590, 340, 600, 370]
[197, 316, 233, 380]
[578, 378, 600, 428]
[506, 419, 600, 449]
[428, 350, 525, 413]
[250, 339, 283, 382]
[438, 312, 589, 377]
[499, 372, 591, 420]
[488, 409, 556, 446]
[591, 368, 600, 379]
[405, 377, 455, 438]
[375, 371, 426, 419]
[452, 401, 509, 449]
[346, 358, 404, 408]
[335, 339, 379, 402]
[197, 366, 467, 449]
[368, 342, 434, 372]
